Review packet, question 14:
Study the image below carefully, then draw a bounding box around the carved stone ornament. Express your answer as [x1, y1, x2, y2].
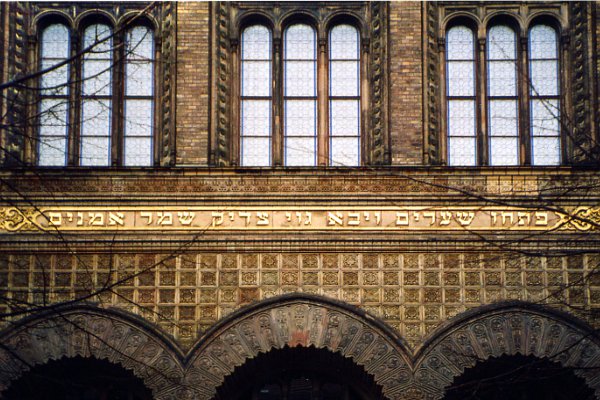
[2, 297, 600, 400]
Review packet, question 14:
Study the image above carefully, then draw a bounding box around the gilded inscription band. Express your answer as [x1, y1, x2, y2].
[1, 206, 598, 232]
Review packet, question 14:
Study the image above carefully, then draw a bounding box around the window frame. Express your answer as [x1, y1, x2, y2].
[233, 14, 366, 168]
[34, 14, 158, 167]
[442, 15, 566, 167]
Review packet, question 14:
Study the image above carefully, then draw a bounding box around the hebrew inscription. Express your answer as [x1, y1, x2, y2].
[1, 206, 598, 232]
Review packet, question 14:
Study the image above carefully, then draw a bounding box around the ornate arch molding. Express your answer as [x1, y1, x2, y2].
[0, 305, 183, 400]
[185, 293, 412, 400]
[414, 302, 600, 400]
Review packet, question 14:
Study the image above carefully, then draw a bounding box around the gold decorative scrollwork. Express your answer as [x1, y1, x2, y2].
[0, 207, 41, 231]
[558, 207, 600, 231]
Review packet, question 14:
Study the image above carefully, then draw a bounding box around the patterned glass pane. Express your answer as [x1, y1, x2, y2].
[38, 137, 67, 166]
[83, 59, 112, 96]
[488, 25, 516, 60]
[285, 100, 316, 136]
[242, 137, 271, 166]
[124, 137, 152, 166]
[80, 137, 110, 166]
[448, 100, 475, 137]
[529, 25, 557, 60]
[81, 99, 111, 137]
[489, 100, 518, 136]
[488, 61, 517, 96]
[84, 24, 112, 57]
[242, 61, 270, 97]
[447, 26, 474, 60]
[126, 61, 153, 96]
[125, 100, 153, 136]
[330, 137, 359, 166]
[490, 137, 518, 165]
[42, 24, 69, 59]
[39, 99, 69, 138]
[126, 26, 153, 60]
[448, 137, 476, 166]
[285, 137, 316, 166]
[285, 61, 315, 96]
[531, 99, 560, 137]
[330, 61, 359, 97]
[447, 61, 474, 97]
[242, 25, 271, 60]
[532, 137, 560, 165]
[41, 60, 69, 96]
[285, 24, 315, 60]
[242, 100, 271, 137]
[330, 100, 359, 136]
[329, 25, 359, 60]
[530, 60, 558, 96]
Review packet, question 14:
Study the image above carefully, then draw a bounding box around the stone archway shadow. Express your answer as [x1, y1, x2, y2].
[413, 301, 600, 400]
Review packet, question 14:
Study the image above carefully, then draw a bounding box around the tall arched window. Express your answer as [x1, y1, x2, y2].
[81, 23, 113, 166]
[487, 25, 519, 166]
[124, 25, 155, 166]
[529, 24, 560, 165]
[329, 24, 360, 166]
[446, 25, 476, 166]
[38, 23, 70, 166]
[240, 24, 272, 167]
[284, 24, 317, 166]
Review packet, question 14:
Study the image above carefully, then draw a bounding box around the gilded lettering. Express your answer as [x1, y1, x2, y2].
[108, 212, 124, 226]
[48, 212, 62, 226]
[211, 212, 224, 227]
[327, 212, 344, 226]
[177, 211, 195, 225]
[140, 212, 153, 225]
[535, 211, 548, 226]
[440, 211, 452, 226]
[256, 212, 270, 226]
[423, 211, 436, 225]
[157, 212, 173, 225]
[396, 211, 409, 226]
[239, 211, 251, 226]
[88, 212, 104, 226]
[517, 212, 530, 226]
[456, 211, 475, 226]
[347, 212, 360, 226]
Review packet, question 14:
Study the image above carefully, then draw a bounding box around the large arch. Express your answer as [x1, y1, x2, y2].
[0, 305, 183, 400]
[185, 293, 413, 400]
[414, 302, 600, 400]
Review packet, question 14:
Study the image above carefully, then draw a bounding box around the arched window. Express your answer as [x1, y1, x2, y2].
[529, 24, 560, 165]
[487, 24, 519, 166]
[446, 25, 476, 166]
[38, 23, 70, 166]
[329, 24, 360, 166]
[240, 24, 272, 167]
[124, 25, 155, 166]
[81, 23, 113, 166]
[284, 24, 317, 166]
[36, 18, 156, 167]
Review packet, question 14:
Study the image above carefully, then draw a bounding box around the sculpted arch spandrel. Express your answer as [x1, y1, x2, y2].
[414, 302, 600, 400]
[186, 294, 413, 400]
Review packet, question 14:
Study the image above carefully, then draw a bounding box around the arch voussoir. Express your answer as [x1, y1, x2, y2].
[186, 293, 412, 400]
[414, 302, 600, 400]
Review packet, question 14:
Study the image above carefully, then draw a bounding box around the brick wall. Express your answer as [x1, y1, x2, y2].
[388, 2, 423, 165]
[175, 2, 210, 165]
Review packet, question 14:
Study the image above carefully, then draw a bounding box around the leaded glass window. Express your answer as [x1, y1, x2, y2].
[81, 23, 113, 166]
[329, 24, 360, 166]
[529, 24, 560, 165]
[241, 25, 272, 166]
[38, 23, 70, 166]
[487, 25, 519, 166]
[446, 25, 476, 166]
[284, 24, 317, 166]
[124, 25, 154, 166]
